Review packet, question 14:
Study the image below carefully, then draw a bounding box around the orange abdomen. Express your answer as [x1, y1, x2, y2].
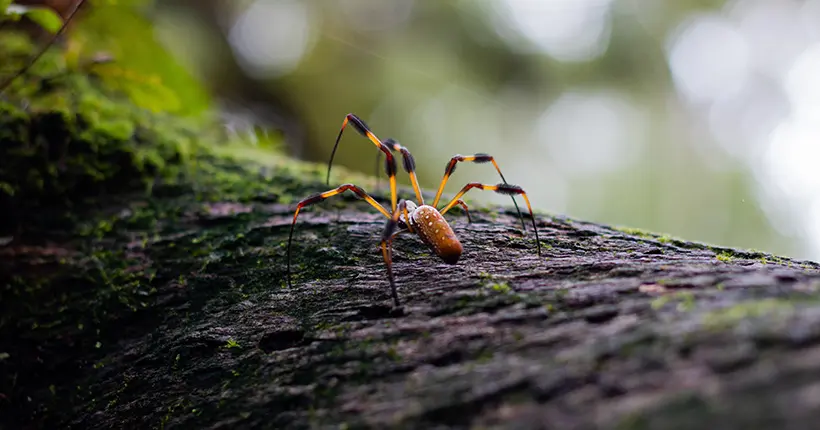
[410, 205, 462, 264]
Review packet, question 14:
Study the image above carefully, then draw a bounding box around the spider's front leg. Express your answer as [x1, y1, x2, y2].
[325, 113, 403, 212]
[287, 183, 390, 288]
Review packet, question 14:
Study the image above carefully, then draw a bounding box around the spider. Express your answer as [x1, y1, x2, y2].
[286, 113, 541, 308]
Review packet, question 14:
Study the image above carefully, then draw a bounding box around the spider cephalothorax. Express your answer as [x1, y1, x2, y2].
[287, 114, 540, 308]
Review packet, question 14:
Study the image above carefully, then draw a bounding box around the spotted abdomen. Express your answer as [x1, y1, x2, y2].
[410, 205, 462, 264]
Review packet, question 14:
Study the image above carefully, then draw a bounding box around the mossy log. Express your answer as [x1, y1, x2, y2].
[3, 80, 820, 430]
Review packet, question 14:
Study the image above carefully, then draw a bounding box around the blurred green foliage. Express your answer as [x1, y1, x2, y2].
[1, 0, 211, 115]
[71, 1, 211, 115]
[0, 2, 218, 232]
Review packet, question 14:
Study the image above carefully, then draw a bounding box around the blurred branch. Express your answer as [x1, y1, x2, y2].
[0, 0, 86, 95]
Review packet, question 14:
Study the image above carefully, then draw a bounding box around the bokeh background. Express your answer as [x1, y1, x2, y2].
[39, 0, 820, 260]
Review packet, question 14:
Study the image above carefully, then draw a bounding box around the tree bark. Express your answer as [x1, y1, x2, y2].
[3, 146, 820, 429]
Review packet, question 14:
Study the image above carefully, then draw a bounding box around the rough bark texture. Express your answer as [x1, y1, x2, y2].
[4, 147, 820, 429]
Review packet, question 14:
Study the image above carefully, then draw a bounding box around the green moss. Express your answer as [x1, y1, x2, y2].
[0, 31, 299, 234]
[613, 226, 686, 247]
[0, 73, 207, 231]
[657, 235, 673, 244]
[715, 252, 734, 263]
[708, 246, 770, 262]
[488, 282, 512, 294]
[613, 226, 656, 239]
[650, 291, 696, 312]
[702, 299, 795, 330]
[650, 296, 669, 310]
[476, 273, 516, 296]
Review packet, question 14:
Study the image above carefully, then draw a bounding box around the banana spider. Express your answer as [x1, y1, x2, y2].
[287, 114, 541, 308]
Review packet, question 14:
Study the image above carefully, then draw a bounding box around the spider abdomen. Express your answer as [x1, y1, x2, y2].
[411, 205, 462, 264]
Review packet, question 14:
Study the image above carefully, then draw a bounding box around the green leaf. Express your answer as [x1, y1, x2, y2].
[1, 0, 12, 15]
[23, 7, 64, 33]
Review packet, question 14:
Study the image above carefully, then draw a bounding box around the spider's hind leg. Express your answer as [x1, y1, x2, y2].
[432, 153, 524, 231]
[380, 200, 412, 308]
[441, 183, 541, 256]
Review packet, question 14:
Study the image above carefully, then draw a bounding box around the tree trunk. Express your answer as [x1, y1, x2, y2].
[3, 102, 820, 430]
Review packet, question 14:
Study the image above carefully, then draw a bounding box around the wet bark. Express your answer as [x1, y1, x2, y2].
[3, 156, 820, 430]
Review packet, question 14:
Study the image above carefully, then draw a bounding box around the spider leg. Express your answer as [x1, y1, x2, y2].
[287, 184, 390, 288]
[380, 200, 410, 308]
[452, 199, 472, 223]
[390, 228, 407, 240]
[373, 138, 425, 205]
[401, 200, 415, 233]
[431, 154, 525, 231]
[326, 113, 399, 212]
[383, 138, 424, 205]
[440, 183, 541, 256]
